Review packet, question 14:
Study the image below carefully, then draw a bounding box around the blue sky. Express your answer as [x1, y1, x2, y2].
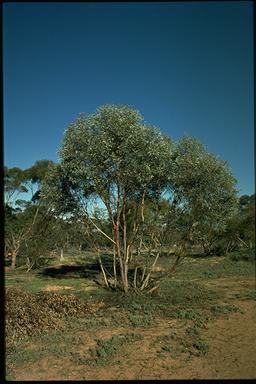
[3, 2, 254, 196]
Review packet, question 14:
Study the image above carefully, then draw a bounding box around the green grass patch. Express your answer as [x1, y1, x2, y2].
[232, 290, 256, 301]
[155, 331, 210, 359]
[29, 329, 84, 345]
[161, 345, 173, 352]
[107, 280, 220, 322]
[5, 270, 48, 292]
[186, 324, 201, 337]
[6, 346, 46, 367]
[210, 304, 243, 317]
[128, 312, 154, 327]
[88, 333, 143, 366]
[192, 339, 209, 356]
[161, 255, 255, 281]
[6, 326, 91, 379]
[170, 308, 210, 323]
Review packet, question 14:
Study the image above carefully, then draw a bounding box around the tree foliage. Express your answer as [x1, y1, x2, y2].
[169, 137, 238, 254]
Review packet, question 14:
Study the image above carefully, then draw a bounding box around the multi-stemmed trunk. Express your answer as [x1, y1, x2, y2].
[93, 190, 164, 293]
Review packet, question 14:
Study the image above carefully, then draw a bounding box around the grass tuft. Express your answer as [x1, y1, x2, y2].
[88, 333, 143, 366]
[192, 339, 209, 356]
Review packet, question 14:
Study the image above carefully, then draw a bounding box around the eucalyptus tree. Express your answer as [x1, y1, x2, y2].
[4, 166, 28, 206]
[4, 160, 55, 269]
[4, 160, 54, 208]
[42, 105, 173, 292]
[169, 136, 238, 255]
[218, 193, 255, 254]
[41, 106, 239, 290]
[4, 166, 28, 268]
[23, 160, 55, 203]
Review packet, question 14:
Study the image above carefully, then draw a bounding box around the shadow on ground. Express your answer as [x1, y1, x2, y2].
[38, 254, 114, 279]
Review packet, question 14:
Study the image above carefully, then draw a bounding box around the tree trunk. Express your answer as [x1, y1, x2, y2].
[98, 252, 109, 288]
[133, 266, 138, 288]
[140, 252, 160, 291]
[113, 246, 117, 288]
[122, 196, 130, 292]
[10, 238, 20, 269]
[115, 224, 127, 292]
[123, 260, 129, 292]
[60, 248, 64, 262]
[114, 191, 128, 292]
[11, 250, 17, 269]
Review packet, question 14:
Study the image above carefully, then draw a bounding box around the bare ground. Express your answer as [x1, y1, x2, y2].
[9, 277, 256, 381]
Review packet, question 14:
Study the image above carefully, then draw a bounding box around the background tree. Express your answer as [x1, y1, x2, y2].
[4, 167, 28, 206]
[169, 136, 238, 256]
[4, 160, 55, 269]
[23, 160, 55, 203]
[215, 193, 255, 255]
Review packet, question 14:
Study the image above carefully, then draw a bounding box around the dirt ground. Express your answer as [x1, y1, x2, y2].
[10, 277, 256, 380]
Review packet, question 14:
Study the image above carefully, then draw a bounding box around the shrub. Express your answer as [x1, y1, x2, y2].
[229, 248, 255, 263]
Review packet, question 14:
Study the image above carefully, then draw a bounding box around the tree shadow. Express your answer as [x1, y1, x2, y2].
[38, 264, 98, 279]
[188, 253, 212, 259]
[38, 253, 114, 279]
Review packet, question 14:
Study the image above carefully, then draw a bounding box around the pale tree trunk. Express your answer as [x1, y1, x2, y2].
[85, 211, 117, 290]
[11, 249, 18, 269]
[137, 238, 143, 258]
[60, 248, 64, 262]
[9, 233, 22, 270]
[97, 251, 109, 288]
[90, 188, 164, 294]
[115, 225, 127, 292]
[140, 252, 160, 291]
[122, 194, 130, 292]
[236, 235, 249, 248]
[113, 187, 128, 293]
[113, 245, 117, 288]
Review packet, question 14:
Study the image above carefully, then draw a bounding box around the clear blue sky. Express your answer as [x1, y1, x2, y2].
[3, 2, 254, 196]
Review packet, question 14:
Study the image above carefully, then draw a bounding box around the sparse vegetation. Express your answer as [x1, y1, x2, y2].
[5, 250, 255, 380]
[88, 333, 144, 366]
[192, 340, 209, 356]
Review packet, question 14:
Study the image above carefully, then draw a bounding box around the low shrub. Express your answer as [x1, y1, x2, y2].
[229, 248, 255, 263]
